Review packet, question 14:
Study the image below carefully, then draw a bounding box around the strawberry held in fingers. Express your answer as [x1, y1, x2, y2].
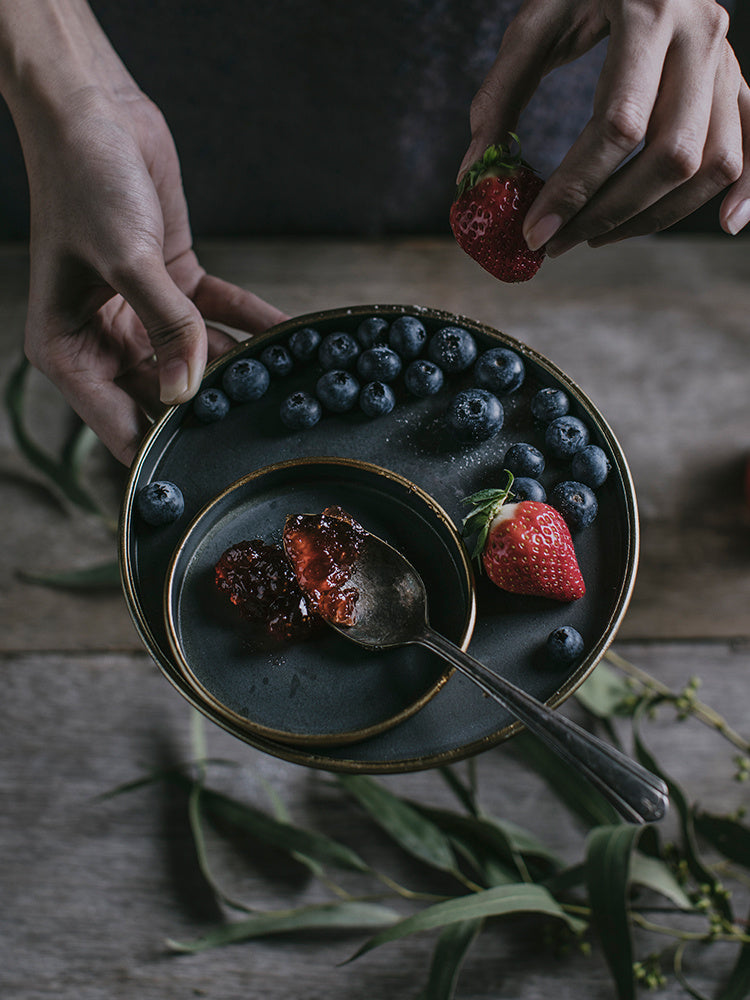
[450, 136, 545, 283]
[462, 475, 585, 602]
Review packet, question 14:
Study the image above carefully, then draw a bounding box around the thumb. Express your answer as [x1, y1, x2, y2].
[113, 257, 207, 405]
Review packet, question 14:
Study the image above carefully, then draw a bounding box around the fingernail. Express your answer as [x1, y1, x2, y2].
[725, 199, 750, 236]
[525, 213, 563, 252]
[159, 358, 190, 404]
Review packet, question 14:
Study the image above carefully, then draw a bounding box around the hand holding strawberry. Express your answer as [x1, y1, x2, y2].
[462, 474, 585, 602]
[449, 136, 545, 283]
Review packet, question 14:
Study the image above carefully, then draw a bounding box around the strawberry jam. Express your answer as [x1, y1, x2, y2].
[283, 506, 366, 625]
[214, 539, 317, 641]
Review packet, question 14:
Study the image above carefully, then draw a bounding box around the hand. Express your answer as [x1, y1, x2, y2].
[459, 0, 750, 255]
[15, 84, 286, 466]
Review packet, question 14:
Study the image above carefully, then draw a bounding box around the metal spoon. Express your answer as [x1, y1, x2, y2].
[326, 531, 668, 825]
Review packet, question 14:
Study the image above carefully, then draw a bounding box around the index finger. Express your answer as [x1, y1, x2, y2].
[522, 4, 674, 250]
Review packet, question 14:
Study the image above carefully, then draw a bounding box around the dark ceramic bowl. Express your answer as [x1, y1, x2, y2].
[163, 458, 475, 747]
[120, 304, 638, 773]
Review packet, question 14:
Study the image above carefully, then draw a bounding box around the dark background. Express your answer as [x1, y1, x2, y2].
[0, 0, 746, 240]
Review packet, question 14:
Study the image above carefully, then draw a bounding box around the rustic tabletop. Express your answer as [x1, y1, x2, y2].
[1, 235, 748, 1000]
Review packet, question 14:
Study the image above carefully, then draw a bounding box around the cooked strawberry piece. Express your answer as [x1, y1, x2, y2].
[283, 506, 366, 625]
[214, 539, 317, 640]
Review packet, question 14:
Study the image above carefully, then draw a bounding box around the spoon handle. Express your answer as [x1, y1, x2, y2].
[418, 627, 668, 825]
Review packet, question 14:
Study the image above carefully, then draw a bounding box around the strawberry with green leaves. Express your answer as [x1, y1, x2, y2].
[450, 135, 545, 283]
[462, 474, 585, 602]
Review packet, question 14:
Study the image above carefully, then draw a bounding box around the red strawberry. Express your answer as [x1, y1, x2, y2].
[462, 476, 585, 602]
[450, 136, 545, 283]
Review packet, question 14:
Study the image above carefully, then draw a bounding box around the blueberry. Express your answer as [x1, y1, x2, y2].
[388, 315, 427, 360]
[427, 325, 477, 373]
[359, 381, 396, 417]
[550, 480, 598, 530]
[404, 359, 444, 397]
[136, 480, 184, 526]
[445, 388, 504, 442]
[504, 442, 545, 479]
[222, 358, 270, 402]
[280, 391, 322, 430]
[531, 387, 570, 423]
[571, 445, 611, 488]
[546, 626, 585, 667]
[545, 415, 590, 460]
[357, 346, 402, 383]
[474, 347, 525, 395]
[193, 387, 230, 423]
[510, 477, 547, 502]
[316, 369, 360, 413]
[356, 316, 390, 349]
[319, 331, 361, 370]
[260, 343, 294, 377]
[288, 326, 321, 362]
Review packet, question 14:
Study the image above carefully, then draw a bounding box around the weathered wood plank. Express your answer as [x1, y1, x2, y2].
[0, 641, 747, 999]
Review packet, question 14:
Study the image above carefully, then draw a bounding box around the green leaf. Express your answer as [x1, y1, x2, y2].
[513, 731, 622, 829]
[632, 700, 733, 922]
[19, 560, 121, 590]
[337, 775, 458, 876]
[439, 765, 479, 817]
[417, 805, 562, 886]
[720, 904, 750, 1000]
[693, 811, 750, 868]
[347, 883, 586, 963]
[167, 901, 399, 953]
[190, 783, 371, 874]
[574, 660, 633, 719]
[415, 919, 484, 1000]
[629, 851, 693, 910]
[4, 356, 109, 522]
[259, 775, 326, 880]
[585, 824, 644, 1000]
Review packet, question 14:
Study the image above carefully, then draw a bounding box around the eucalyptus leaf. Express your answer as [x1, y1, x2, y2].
[693, 812, 750, 868]
[574, 660, 633, 719]
[632, 700, 733, 922]
[629, 851, 694, 910]
[167, 901, 400, 954]
[5, 356, 109, 520]
[513, 731, 621, 829]
[19, 560, 121, 590]
[414, 919, 484, 1000]
[337, 775, 458, 876]
[439, 765, 479, 817]
[719, 904, 750, 1000]
[585, 823, 644, 1000]
[259, 775, 325, 880]
[62, 420, 100, 482]
[347, 883, 585, 963]
[416, 805, 562, 885]
[188, 783, 371, 874]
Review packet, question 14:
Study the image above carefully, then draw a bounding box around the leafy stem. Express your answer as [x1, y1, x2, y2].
[605, 649, 750, 753]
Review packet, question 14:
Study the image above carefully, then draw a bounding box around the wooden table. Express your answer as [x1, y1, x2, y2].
[1, 236, 748, 999]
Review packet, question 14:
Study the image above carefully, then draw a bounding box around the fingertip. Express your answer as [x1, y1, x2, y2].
[158, 357, 191, 405]
[524, 213, 563, 253]
[721, 197, 750, 236]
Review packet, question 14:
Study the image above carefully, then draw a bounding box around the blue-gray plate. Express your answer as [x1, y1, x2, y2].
[120, 304, 638, 773]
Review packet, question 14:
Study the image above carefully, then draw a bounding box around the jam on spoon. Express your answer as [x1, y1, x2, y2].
[282, 505, 367, 626]
[214, 538, 317, 641]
